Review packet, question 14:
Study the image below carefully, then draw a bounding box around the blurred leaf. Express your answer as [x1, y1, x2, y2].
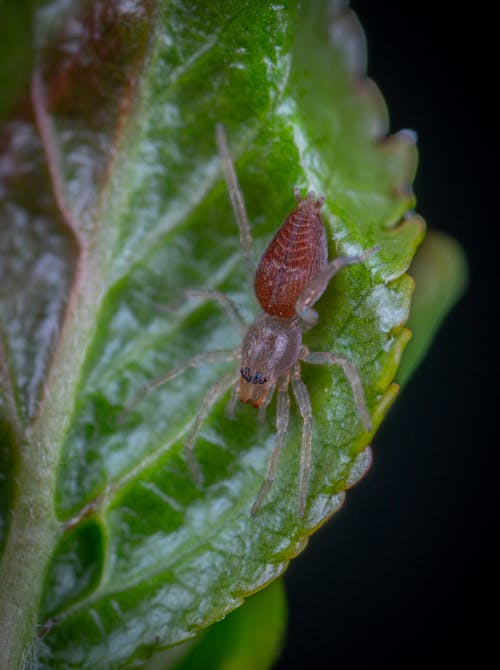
[0, 1, 427, 668]
[0, 0, 39, 120]
[146, 579, 286, 670]
[396, 230, 467, 385]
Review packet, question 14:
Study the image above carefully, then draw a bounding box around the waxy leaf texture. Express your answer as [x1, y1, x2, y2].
[0, 1, 424, 668]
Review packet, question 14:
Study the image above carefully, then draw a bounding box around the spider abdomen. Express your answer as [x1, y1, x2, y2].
[254, 193, 328, 318]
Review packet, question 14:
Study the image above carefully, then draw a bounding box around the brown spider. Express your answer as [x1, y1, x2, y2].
[129, 124, 378, 517]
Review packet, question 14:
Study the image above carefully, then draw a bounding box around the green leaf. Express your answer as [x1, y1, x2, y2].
[0, 1, 426, 668]
[397, 230, 468, 386]
[145, 579, 286, 670]
[0, 0, 39, 121]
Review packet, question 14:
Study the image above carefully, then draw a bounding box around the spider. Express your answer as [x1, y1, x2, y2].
[128, 124, 378, 517]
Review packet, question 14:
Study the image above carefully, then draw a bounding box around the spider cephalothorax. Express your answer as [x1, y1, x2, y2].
[238, 314, 301, 407]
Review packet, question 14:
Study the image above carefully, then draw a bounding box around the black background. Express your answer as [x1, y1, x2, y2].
[275, 1, 495, 667]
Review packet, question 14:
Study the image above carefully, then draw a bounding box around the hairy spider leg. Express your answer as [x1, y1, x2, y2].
[301, 347, 372, 431]
[184, 370, 240, 485]
[290, 362, 313, 517]
[165, 288, 246, 334]
[258, 381, 276, 423]
[226, 380, 240, 418]
[295, 245, 379, 327]
[216, 123, 256, 289]
[123, 348, 241, 416]
[251, 373, 290, 516]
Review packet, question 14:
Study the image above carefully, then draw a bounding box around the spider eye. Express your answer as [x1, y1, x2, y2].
[240, 367, 251, 382]
[240, 368, 268, 385]
[253, 371, 268, 384]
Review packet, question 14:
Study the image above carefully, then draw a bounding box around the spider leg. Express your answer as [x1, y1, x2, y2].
[258, 381, 276, 424]
[216, 123, 256, 289]
[184, 370, 239, 485]
[251, 373, 290, 516]
[291, 362, 313, 517]
[295, 245, 379, 327]
[122, 347, 240, 417]
[301, 347, 372, 431]
[163, 288, 246, 334]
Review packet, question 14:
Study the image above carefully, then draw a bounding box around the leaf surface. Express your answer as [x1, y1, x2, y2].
[145, 579, 286, 670]
[0, 1, 425, 668]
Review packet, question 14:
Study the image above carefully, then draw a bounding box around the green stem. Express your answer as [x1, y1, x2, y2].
[0, 258, 103, 669]
[0, 446, 59, 670]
